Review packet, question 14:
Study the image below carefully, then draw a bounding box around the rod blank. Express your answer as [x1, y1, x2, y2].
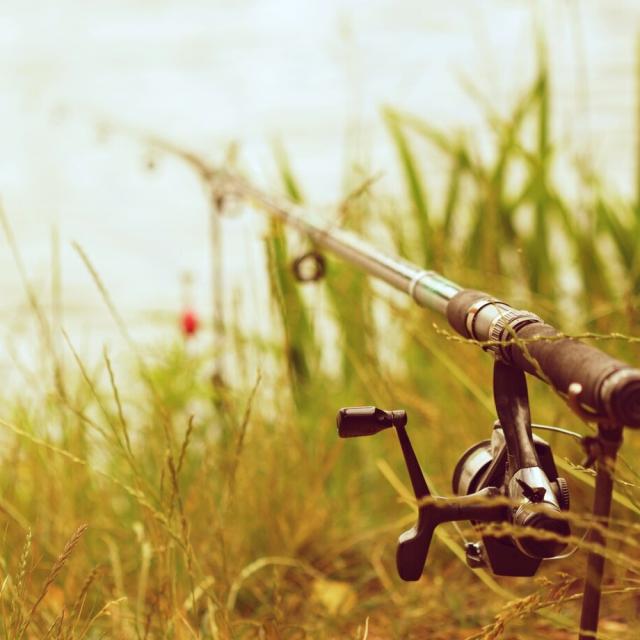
[226, 173, 640, 427]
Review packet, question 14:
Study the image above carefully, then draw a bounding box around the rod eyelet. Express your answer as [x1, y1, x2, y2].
[291, 250, 326, 282]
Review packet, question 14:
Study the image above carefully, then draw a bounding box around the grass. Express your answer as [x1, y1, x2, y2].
[1, 44, 640, 639]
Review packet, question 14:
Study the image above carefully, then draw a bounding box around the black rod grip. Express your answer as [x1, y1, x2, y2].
[446, 289, 640, 427]
[512, 323, 640, 427]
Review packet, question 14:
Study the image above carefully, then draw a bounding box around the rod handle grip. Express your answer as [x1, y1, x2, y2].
[446, 289, 640, 427]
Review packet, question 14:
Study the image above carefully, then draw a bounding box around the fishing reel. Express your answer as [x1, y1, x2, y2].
[337, 360, 572, 580]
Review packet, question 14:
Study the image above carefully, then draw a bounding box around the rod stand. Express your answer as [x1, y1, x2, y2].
[578, 422, 623, 640]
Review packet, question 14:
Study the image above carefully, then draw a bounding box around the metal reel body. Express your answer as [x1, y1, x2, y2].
[452, 425, 565, 576]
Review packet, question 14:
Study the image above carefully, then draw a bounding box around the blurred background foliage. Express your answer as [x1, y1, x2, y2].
[1, 39, 640, 640]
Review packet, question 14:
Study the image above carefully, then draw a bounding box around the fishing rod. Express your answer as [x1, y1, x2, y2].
[227, 172, 640, 425]
[134, 135, 640, 639]
[233, 174, 639, 639]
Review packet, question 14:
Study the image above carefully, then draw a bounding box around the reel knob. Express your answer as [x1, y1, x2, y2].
[337, 406, 406, 438]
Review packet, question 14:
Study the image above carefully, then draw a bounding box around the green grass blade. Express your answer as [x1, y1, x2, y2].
[383, 108, 431, 266]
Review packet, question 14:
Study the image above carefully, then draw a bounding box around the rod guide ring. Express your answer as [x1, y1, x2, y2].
[291, 250, 326, 282]
[408, 270, 437, 301]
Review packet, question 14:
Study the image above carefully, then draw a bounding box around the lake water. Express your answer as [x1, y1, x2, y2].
[1, 0, 639, 385]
